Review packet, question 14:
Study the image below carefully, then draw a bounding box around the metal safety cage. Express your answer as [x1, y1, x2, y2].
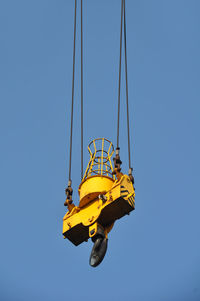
[82, 138, 115, 181]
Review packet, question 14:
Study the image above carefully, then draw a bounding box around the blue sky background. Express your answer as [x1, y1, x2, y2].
[0, 0, 200, 300]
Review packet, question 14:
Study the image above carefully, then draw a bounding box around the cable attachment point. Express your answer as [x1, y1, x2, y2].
[128, 168, 134, 184]
[113, 148, 123, 181]
[64, 180, 75, 211]
[113, 147, 122, 175]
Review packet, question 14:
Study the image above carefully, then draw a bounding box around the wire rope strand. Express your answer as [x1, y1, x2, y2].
[117, 0, 124, 149]
[68, 0, 77, 182]
[81, 0, 83, 180]
[123, 0, 131, 169]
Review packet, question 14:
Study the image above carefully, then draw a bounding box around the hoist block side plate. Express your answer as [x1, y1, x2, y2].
[98, 197, 135, 228]
[63, 223, 89, 246]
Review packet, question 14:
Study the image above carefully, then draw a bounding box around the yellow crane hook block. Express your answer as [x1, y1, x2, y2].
[63, 138, 135, 266]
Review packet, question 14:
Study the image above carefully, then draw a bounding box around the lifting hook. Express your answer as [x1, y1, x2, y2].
[89, 225, 108, 267]
[89, 237, 108, 267]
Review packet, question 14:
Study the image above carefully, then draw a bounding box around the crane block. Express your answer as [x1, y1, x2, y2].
[63, 138, 135, 249]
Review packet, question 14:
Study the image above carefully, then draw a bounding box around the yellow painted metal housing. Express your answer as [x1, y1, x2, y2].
[63, 138, 135, 246]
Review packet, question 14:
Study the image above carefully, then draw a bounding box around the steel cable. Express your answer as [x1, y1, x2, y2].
[68, 0, 77, 182]
[123, 0, 131, 169]
[117, 0, 124, 149]
[116, 0, 132, 171]
[81, 0, 83, 180]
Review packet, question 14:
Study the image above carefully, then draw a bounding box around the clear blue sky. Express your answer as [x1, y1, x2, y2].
[0, 0, 200, 300]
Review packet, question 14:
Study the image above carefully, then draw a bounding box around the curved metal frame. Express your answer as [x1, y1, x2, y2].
[82, 138, 115, 180]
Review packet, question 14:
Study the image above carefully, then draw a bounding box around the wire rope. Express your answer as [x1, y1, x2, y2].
[123, 0, 131, 170]
[81, 0, 83, 180]
[116, 0, 132, 172]
[68, 0, 77, 182]
[117, 0, 124, 150]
